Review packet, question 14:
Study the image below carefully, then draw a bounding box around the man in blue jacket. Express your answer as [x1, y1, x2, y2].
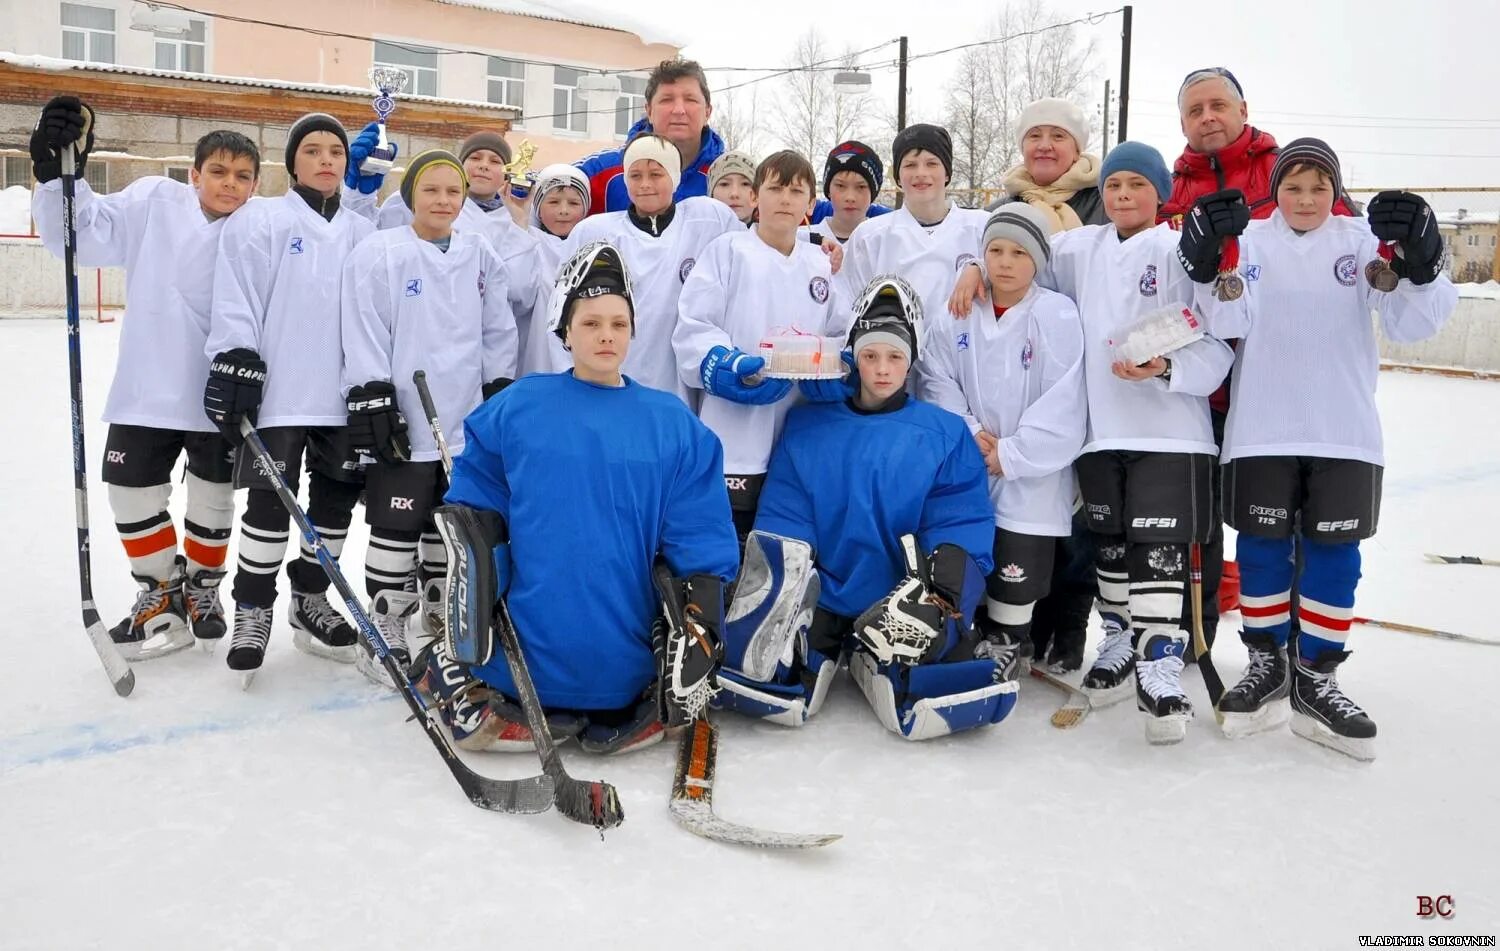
[576, 58, 725, 215]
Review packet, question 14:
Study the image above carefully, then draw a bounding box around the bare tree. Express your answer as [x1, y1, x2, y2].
[944, 46, 1006, 193]
[712, 86, 765, 156]
[770, 29, 872, 161]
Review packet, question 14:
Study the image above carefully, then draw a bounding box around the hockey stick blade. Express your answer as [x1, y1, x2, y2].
[1354, 617, 1500, 647]
[85, 605, 135, 696]
[670, 717, 839, 850]
[1028, 667, 1090, 729]
[238, 419, 553, 814]
[1423, 553, 1500, 567]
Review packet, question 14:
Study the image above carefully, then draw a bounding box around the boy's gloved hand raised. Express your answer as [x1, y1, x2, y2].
[701, 346, 792, 406]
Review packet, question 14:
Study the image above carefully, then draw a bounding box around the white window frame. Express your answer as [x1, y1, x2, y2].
[155, 18, 207, 73]
[614, 75, 646, 139]
[373, 40, 439, 98]
[552, 66, 587, 135]
[60, 2, 115, 64]
[486, 56, 526, 123]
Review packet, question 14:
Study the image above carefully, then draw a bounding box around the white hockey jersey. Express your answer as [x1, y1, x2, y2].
[673, 228, 846, 475]
[544, 197, 742, 403]
[1222, 212, 1457, 465]
[33, 177, 229, 432]
[919, 285, 1087, 536]
[519, 226, 568, 376]
[840, 201, 989, 332]
[207, 192, 375, 427]
[341, 227, 518, 462]
[1044, 223, 1237, 456]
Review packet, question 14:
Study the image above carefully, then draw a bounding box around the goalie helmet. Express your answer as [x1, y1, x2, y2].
[548, 240, 634, 343]
[847, 274, 924, 362]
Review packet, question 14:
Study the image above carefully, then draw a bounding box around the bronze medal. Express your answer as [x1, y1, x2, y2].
[1365, 259, 1400, 293]
[1215, 271, 1245, 302]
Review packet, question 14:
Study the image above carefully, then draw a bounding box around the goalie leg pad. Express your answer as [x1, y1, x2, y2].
[723, 531, 818, 681]
[431, 504, 507, 666]
[849, 650, 1018, 741]
[652, 563, 727, 728]
[712, 644, 841, 727]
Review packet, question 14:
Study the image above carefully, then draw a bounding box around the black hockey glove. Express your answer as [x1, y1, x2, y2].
[1176, 188, 1250, 284]
[652, 563, 725, 728]
[1367, 191, 1443, 286]
[481, 377, 513, 401]
[30, 96, 95, 185]
[203, 348, 265, 440]
[346, 381, 410, 464]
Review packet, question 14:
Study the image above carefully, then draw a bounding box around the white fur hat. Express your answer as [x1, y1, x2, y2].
[1015, 98, 1089, 152]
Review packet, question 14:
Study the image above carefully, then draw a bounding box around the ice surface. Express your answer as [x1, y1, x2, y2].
[0, 319, 1496, 950]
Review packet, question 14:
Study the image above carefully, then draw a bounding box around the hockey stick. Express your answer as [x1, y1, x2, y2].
[671, 716, 840, 850]
[413, 370, 623, 830]
[60, 131, 134, 698]
[1027, 667, 1090, 729]
[1354, 617, 1500, 648]
[1190, 543, 1225, 722]
[1423, 553, 1500, 568]
[237, 417, 552, 813]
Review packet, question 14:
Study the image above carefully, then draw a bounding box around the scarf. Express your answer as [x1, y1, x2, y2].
[1002, 154, 1100, 232]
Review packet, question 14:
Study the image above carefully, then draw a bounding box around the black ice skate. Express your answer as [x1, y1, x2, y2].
[184, 566, 228, 648]
[109, 559, 193, 661]
[226, 603, 274, 689]
[1218, 633, 1290, 739]
[1290, 649, 1376, 761]
[1082, 623, 1135, 706]
[289, 589, 358, 663]
[1135, 633, 1192, 745]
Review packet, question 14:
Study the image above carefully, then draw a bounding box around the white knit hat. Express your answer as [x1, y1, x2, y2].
[1015, 98, 1089, 153]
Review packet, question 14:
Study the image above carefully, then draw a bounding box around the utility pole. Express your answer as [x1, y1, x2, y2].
[1101, 78, 1112, 159]
[896, 35, 909, 131]
[1117, 5, 1132, 141]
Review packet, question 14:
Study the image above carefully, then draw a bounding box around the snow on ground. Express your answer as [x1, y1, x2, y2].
[1, 318, 1496, 950]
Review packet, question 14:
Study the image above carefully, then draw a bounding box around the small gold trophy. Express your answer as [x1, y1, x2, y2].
[505, 139, 539, 199]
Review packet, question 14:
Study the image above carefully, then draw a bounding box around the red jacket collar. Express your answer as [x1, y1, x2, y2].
[1173, 126, 1279, 176]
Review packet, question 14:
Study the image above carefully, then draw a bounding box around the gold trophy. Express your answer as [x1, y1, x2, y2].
[505, 139, 539, 199]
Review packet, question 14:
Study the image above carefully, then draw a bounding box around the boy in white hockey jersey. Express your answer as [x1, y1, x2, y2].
[519, 164, 590, 374]
[204, 112, 383, 680]
[541, 133, 741, 402]
[341, 150, 518, 687]
[708, 150, 757, 225]
[1044, 141, 1241, 743]
[1194, 140, 1456, 759]
[30, 96, 259, 659]
[804, 140, 883, 245]
[674, 151, 843, 536]
[919, 203, 1086, 662]
[842, 124, 988, 335]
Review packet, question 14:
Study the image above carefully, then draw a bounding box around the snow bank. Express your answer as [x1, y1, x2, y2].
[0, 185, 33, 235]
[1458, 280, 1500, 301]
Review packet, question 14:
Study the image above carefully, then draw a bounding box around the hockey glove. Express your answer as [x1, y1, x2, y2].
[700, 346, 793, 406]
[852, 535, 949, 666]
[30, 96, 95, 184]
[1367, 190, 1443, 286]
[481, 377, 513, 401]
[797, 350, 856, 403]
[651, 563, 726, 728]
[203, 348, 266, 440]
[344, 121, 393, 195]
[346, 380, 411, 464]
[1176, 189, 1249, 284]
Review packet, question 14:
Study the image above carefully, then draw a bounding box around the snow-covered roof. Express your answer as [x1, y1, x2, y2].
[1437, 210, 1500, 226]
[0, 52, 519, 117]
[430, 0, 688, 48]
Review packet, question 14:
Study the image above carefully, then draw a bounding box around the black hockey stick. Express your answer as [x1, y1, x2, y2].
[60, 130, 133, 697]
[413, 370, 624, 830]
[237, 417, 552, 813]
[1190, 542, 1225, 722]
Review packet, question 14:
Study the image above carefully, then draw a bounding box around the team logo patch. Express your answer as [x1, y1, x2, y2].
[1000, 563, 1027, 583]
[289, 237, 304, 255]
[956, 332, 970, 352]
[679, 258, 696, 283]
[1021, 339, 1033, 369]
[405, 279, 422, 297]
[477, 272, 487, 296]
[809, 276, 830, 303]
[1139, 264, 1158, 297]
[1245, 264, 1261, 282]
[1334, 254, 1358, 287]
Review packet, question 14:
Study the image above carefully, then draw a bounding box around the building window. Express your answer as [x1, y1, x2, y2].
[166, 167, 191, 184]
[61, 3, 115, 64]
[487, 56, 525, 115]
[373, 41, 438, 98]
[1467, 234, 1478, 247]
[552, 66, 587, 135]
[83, 160, 108, 195]
[155, 19, 206, 73]
[3, 155, 31, 188]
[614, 75, 646, 138]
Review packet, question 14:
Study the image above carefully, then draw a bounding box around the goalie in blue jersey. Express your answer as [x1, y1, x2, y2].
[414, 241, 740, 755]
[713, 275, 1021, 740]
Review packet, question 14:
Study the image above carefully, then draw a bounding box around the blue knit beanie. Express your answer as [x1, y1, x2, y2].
[1099, 141, 1171, 205]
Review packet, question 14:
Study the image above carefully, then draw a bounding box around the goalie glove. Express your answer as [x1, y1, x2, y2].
[651, 562, 726, 728]
[853, 535, 949, 666]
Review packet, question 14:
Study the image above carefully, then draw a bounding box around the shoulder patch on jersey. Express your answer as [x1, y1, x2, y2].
[679, 257, 696, 283]
[1021, 338, 1033, 369]
[956, 331, 970, 352]
[1139, 264, 1158, 297]
[405, 278, 422, 297]
[1245, 264, 1261, 282]
[809, 276, 830, 303]
[1333, 254, 1358, 287]
[289, 237, 304, 255]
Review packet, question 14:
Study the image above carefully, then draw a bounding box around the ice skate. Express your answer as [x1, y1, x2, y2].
[1290, 649, 1376, 761]
[1135, 634, 1192, 744]
[356, 589, 417, 689]
[1082, 623, 1135, 707]
[1218, 633, 1291, 739]
[109, 560, 193, 662]
[226, 604, 274, 689]
[184, 566, 228, 652]
[289, 589, 358, 663]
